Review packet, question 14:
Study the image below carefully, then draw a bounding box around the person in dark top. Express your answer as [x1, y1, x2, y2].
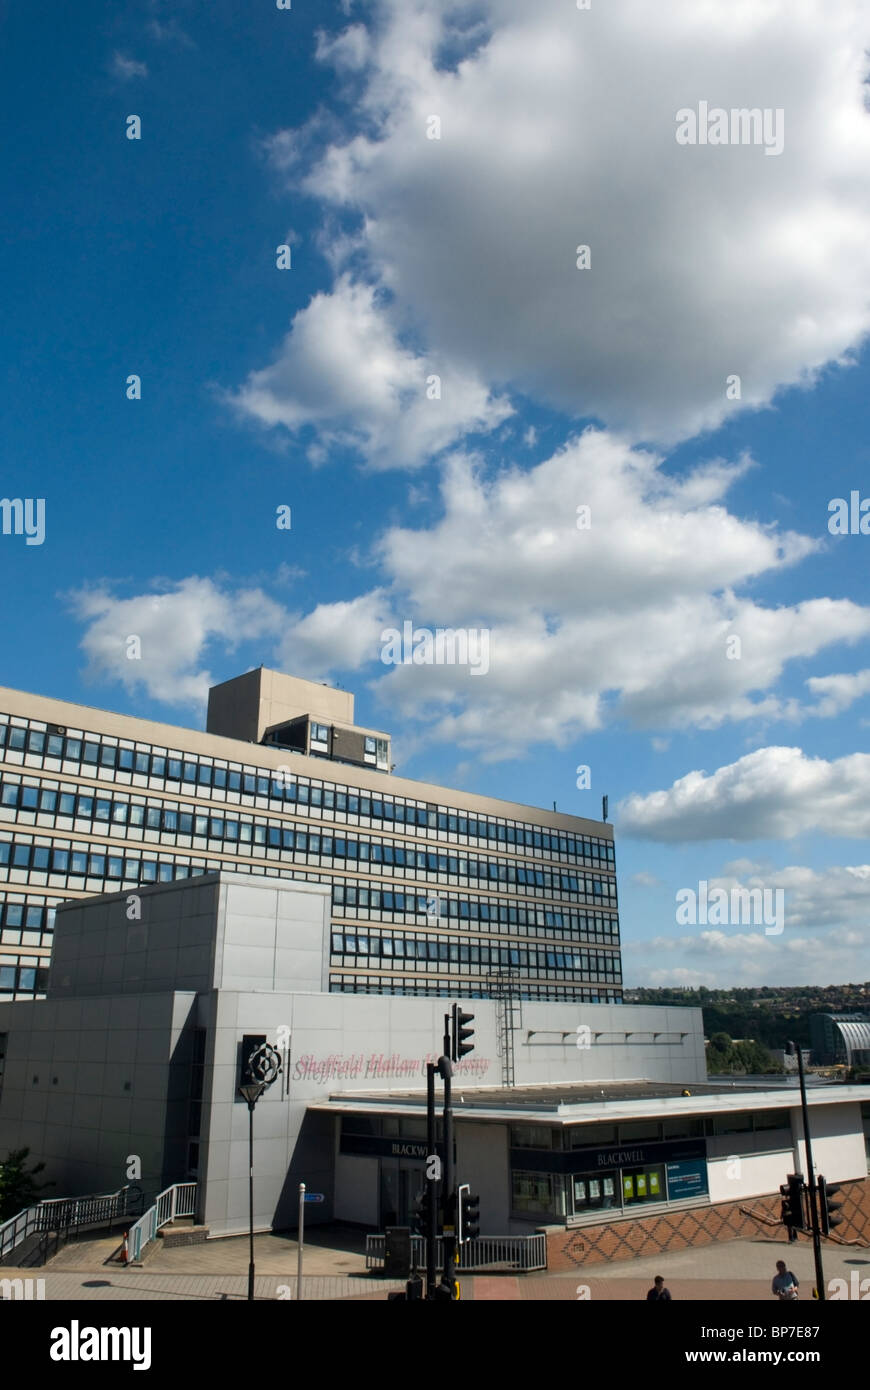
[772, 1261, 800, 1300]
[647, 1275, 672, 1301]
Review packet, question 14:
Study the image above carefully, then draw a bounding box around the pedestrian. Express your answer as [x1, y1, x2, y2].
[772, 1260, 800, 1300]
[780, 1200, 798, 1242]
[646, 1275, 672, 1301]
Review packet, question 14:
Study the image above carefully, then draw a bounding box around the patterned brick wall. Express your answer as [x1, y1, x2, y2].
[545, 1177, 870, 1269]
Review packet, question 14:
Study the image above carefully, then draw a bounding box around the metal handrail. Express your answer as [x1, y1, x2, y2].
[127, 1182, 197, 1262]
[366, 1232, 547, 1272]
[0, 1184, 138, 1263]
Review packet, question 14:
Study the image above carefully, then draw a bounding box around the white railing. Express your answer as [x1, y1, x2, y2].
[0, 1184, 137, 1264]
[127, 1183, 197, 1263]
[366, 1232, 547, 1272]
[0, 1207, 39, 1264]
[455, 1234, 547, 1270]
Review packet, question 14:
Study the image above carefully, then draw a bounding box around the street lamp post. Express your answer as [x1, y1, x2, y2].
[787, 1039, 826, 1301]
[238, 1042, 283, 1302]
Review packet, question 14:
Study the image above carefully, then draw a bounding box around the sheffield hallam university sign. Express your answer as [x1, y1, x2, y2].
[293, 1052, 491, 1084]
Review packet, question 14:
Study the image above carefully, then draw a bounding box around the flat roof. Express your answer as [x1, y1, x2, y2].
[310, 1077, 869, 1125]
[0, 683, 611, 836]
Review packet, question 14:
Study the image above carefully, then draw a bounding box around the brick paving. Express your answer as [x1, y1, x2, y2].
[2, 1230, 866, 1301]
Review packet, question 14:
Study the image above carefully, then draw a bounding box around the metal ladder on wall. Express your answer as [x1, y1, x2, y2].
[488, 968, 522, 1088]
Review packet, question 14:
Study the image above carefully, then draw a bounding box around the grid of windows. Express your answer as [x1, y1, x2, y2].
[0, 895, 56, 948]
[0, 719, 615, 864]
[0, 954, 48, 997]
[330, 930, 620, 982]
[0, 772, 616, 902]
[1, 825, 616, 911]
[510, 1112, 789, 1150]
[330, 975, 619, 1002]
[0, 710, 622, 1002]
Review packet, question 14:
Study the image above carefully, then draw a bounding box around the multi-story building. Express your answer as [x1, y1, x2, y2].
[2, 872, 868, 1247]
[0, 668, 621, 1005]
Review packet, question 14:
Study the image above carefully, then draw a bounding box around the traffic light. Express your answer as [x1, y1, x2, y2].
[818, 1176, 844, 1236]
[457, 1184, 481, 1244]
[779, 1173, 806, 1232]
[451, 1003, 475, 1062]
[415, 1182, 439, 1233]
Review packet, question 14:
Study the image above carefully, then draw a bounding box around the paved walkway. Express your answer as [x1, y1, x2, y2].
[3, 1230, 866, 1301]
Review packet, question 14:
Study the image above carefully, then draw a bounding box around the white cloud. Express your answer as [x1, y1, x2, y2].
[627, 923, 869, 988]
[275, 0, 870, 447]
[232, 276, 512, 469]
[111, 52, 148, 80]
[217, 428, 870, 758]
[628, 857, 870, 986]
[68, 578, 287, 709]
[803, 668, 870, 717]
[276, 590, 393, 680]
[716, 860, 870, 929]
[74, 429, 870, 761]
[628, 860, 869, 986]
[147, 19, 195, 48]
[315, 23, 371, 72]
[363, 431, 867, 755]
[619, 746, 870, 841]
[630, 870, 664, 888]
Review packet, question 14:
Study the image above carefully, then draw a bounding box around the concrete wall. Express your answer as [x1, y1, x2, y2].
[216, 879, 330, 994]
[0, 990, 197, 1197]
[704, 1108, 868, 1204]
[49, 878, 221, 999]
[793, 1100, 868, 1183]
[48, 875, 331, 1001]
[514, 1002, 707, 1086]
[707, 1133, 795, 1204]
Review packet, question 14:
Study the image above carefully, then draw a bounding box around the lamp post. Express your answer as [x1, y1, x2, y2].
[238, 1042, 282, 1302]
[787, 1039, 826, 1301]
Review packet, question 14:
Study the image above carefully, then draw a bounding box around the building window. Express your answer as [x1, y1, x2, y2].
[709, 1112, 753, 1136]
[618, 1120, 661, 1143]
[569, 1124, 617, 1149]
[662, 1117, 704, 1140]
[571, 1170, 619, 1213]
[753, 1110, 788, 1132]
[512, 1172, 565, 1217]
[510, 1125, 559, 1150]
[621, 1164, 666, 1205]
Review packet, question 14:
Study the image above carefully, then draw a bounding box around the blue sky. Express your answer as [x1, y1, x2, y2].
[2, 0, 869, 988]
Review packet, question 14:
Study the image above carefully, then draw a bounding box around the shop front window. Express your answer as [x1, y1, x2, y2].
[571, 1169, 618, 1213]
[512, 1171, 565, 1216]
[621, 1164, 666, 1205]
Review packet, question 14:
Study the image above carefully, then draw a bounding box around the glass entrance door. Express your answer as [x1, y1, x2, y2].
[380, 1160, 425, 1228]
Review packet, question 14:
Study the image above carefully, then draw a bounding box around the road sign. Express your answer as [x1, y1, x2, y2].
[303, 1193, 325, 1203]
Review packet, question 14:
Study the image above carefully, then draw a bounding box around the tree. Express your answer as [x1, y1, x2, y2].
[0, 1148, 53, 1222]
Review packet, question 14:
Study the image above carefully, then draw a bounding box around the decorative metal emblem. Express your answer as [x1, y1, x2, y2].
[246, 1041, 282, 1089]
